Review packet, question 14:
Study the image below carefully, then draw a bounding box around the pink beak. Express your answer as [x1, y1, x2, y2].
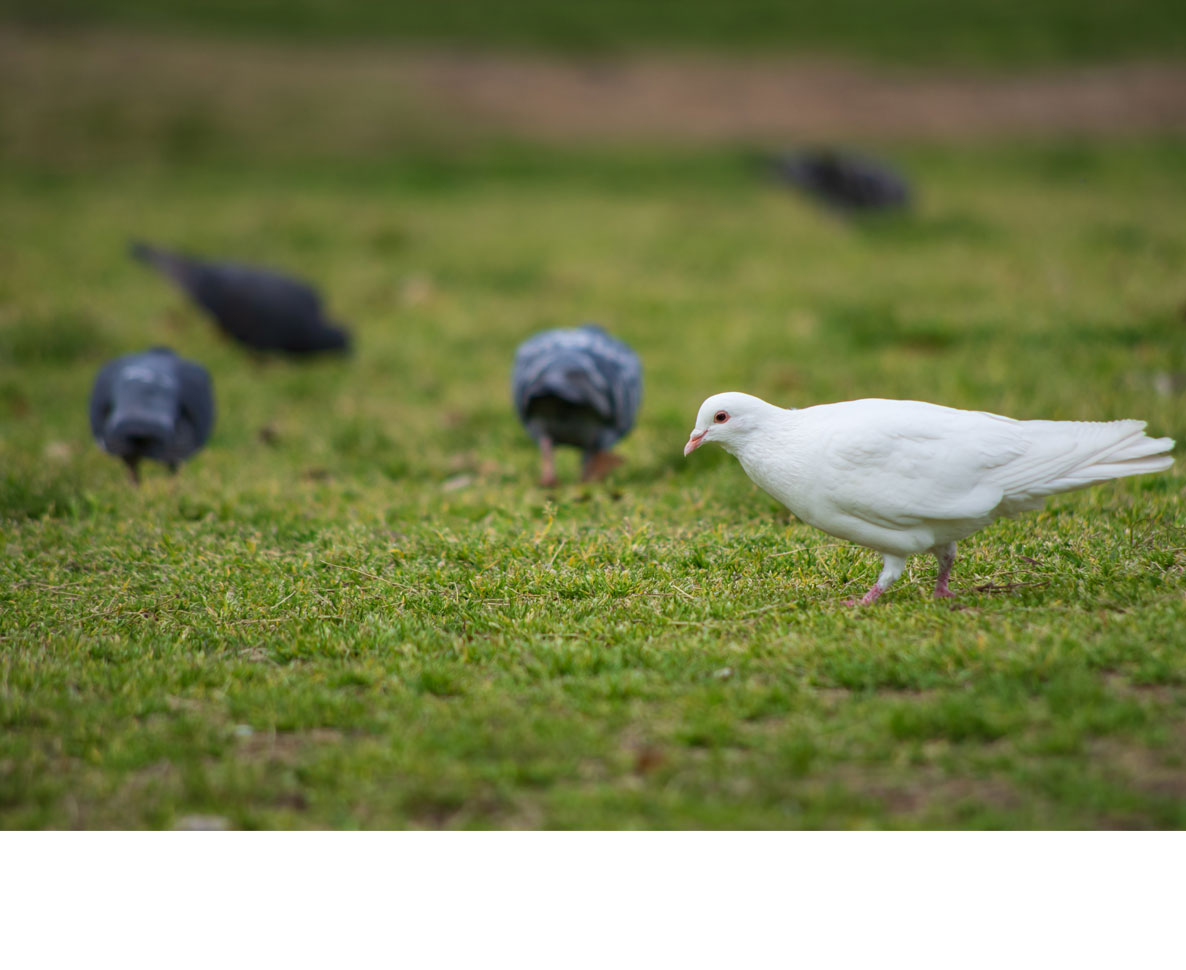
[684, 429, 708, 457]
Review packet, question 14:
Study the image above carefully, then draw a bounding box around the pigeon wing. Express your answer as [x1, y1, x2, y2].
[588, 328, 643, 440]
[818, 404, 1027, 529]
[193, 265, 324, 348]
[816, 401, 1172, 532]
[175, 358, 216, 447]
[511, 330, 564, 420]
[88, 356, 129, 438]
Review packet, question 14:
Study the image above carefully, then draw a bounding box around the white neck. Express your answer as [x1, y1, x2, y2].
[726, 408, 809, 500]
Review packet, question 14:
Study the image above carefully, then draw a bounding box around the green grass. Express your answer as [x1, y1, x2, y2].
[6, 0, 1186, 66]
[1, 137, 1184, 828]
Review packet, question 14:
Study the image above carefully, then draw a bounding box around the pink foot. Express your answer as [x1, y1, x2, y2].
[933, 582, 956, 599]
[843, 584, 883, 607]
[581, 450, 624, 483]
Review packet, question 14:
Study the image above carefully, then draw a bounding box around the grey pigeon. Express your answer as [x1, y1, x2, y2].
[130, 241, 351, 355]
[512, 324, 642, 486]
[89, 347, 215, 483]
[773, 149, 911, 212]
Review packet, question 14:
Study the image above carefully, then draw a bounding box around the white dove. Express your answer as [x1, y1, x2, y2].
[684, 392, 1175, 604]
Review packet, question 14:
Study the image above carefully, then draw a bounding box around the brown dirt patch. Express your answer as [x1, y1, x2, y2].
[412, 53, 1186, 142]
[1090, 734, 1186, 801]
[2, 27, 1186, 166]
[824, 762, 1023, 820]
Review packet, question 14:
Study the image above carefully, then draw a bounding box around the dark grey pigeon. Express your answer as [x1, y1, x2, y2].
[512, 323, 642, 486]
[130, 241, 351, 355]
[773, 149, 911, 212]
[89, 347, 215, 484]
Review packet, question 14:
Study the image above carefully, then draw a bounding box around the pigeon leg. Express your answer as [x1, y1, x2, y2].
[581, 450, 624, 483]
[539, 436, 558, 488]
[123, 456, 142, 486]
[931, 542, 957, 598]
[844, 554, 905, 606]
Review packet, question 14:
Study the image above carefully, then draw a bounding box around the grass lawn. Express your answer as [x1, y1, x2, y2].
[1, 132, 1184, 827]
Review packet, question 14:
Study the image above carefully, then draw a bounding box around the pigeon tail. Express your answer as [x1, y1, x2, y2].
[998, 420, 1174, 514]
[128, 240, 156, 262]
[129, 240, 175, 268]
[129, 240, 196, 288]
[103, 411, 176, 460]
[526, 364, 612, 418]
[1048, 422, 1172, 488]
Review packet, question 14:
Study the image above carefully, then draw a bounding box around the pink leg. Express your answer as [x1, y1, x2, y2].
[841, 554, 905, 607]
[539, 437, 557, 488]
[932, 542, 957, 598]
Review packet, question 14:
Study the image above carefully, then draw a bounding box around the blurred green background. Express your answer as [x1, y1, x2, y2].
[5, 0, 1186, 63]
[1, 2, 1184, 829]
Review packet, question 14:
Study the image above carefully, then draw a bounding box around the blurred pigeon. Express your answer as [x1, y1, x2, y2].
[685, 392, 1174, 604]
[131, 241, 351, 355]
[89, 347, 215, 483]
[773, 150, 910, 212]
[512, 324, 642, 486]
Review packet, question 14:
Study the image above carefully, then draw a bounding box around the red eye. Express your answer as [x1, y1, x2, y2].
[714, 410, 729, 423]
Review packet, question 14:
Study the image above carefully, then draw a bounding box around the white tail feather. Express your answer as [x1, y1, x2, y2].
[1077, 426, 1175, 479]
[1025, 425, 1173, 497]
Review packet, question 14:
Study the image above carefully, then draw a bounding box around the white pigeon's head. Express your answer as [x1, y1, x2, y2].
[684, 392, 782, 457]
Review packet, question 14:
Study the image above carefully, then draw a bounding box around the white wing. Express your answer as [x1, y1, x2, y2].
[810, 400, 1172, 530]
